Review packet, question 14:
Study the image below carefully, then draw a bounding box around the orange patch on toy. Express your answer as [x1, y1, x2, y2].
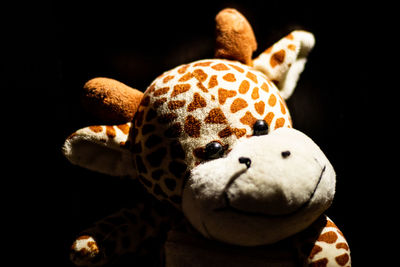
[184, 115, 201, 138]
[240, 111, 257, 126]
[179, 72, 193, 82]
[246, 71, 258, 83]
[268, 94, 277, 106]
[223, 73, 236, 82]
[230, 98, 248, 113]
[204, 108, 228, 124]
[239, 80, 250, 94]
[288, 44, 296, 51]
[171, 84, 191, 97]
[117, 124, 130, 135]
[229, 64, 244, 73]
[168, 100, 186, 110]
[218, 88, 237, 104]
[275, 118, 285, 129]
[89, 126, 103, 133]
[261, 82, 269, 93]
[163, 75, 174, 83]
[270, 49, 286, 68]
[153, 87, 170, 97]
[194, 61, 212, 67]
[208, 75, 218, 89]
[188, 93, 207, 112]
[251, 87, 259, 100]
[193, 69, 208, 82]
[317, 231, 338, 244]
[254, 101, 265, 115]
[212, 63, 230, 71]
[264, 112, 274, 126]
[177, 64, 189, 74]
[106, 126, 116, 138]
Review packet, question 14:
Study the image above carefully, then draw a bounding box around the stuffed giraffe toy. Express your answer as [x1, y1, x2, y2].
[63, 8, 351, 267]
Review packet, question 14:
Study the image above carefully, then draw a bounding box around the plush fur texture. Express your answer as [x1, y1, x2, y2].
[182, 127, 335, 246]
[82, 77, 144, 124]
[62, 8, 350, 266]
[215, 8, 257, 65]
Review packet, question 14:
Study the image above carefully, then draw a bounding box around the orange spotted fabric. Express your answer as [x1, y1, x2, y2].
[129, 59, 292, 206]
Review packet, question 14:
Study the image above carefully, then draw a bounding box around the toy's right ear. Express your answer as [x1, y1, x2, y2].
[62, 78, 143, 176]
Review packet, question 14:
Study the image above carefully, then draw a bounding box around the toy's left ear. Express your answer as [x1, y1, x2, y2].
[62, 78, 143, 176]
[253, 31, 315, 100]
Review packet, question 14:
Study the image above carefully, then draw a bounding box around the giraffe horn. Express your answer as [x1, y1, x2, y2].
[82, 77, 144, 124]
[253, 30, 315, 100]
[214, 8, 257, 66]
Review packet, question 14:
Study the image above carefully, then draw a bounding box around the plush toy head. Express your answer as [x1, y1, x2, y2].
[64, 8, 335, 248]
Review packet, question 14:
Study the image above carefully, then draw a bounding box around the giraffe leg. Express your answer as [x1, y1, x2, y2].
[70, 200, 178, 266]
[292, 215, 351, 267]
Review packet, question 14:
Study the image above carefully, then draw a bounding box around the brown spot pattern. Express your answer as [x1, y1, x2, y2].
[288, 44, 296, 51]
[106, 126, 116, 138]
[261, 82, 269, 93]
[187, 93, 207, 112]
[204, 108, 228, 124]
[317, 231, 338, 244]
[246, 71, 258, 83]
[177, 64, 189, 74]
[194, 61, 212, 67]
[251, 87, 259, 100]
[268, 94, 277, 106]
[179, 72, 193, 82]
[222, 73, 236, 82]
[230, 98, 248, 113]
[335, 253, 350, 266]
[211, 63, 230, 71]
[168, 100, 186, 110]
[240, 111, 257, 126]
[263, 112, 274, 126]
[208, 75, 218, 89]
[89, 126, 103, 133]
[270, 49, 286, 68]
[117, 124, 130, 134]
[229, 64, 244, 73]
[153, 98, 167, 108]
[153, 87, 170, 97]
[254, 101, 265, 115]
[239, 80, 250, 94]
[275, 118, 285, 129]
[171, 84, 191, 97]
[193, 69, 208, 82]
[309, 245, 322, 259]
[310, 258, 328, 267]
[218, 88, 237, 104]
[184, 115, 201, 137]
[336, 242, 349, 250]
[163, 75, 174, 83]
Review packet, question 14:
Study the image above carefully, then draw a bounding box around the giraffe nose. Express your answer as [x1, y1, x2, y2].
[238, 157, 251, 168]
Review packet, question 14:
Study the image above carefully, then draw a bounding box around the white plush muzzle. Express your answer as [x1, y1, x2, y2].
[182, 128, 335, 246]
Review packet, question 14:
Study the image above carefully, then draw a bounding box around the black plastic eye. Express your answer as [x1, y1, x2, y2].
[205, 141, 224, 160]
[253, 120, 269, 136]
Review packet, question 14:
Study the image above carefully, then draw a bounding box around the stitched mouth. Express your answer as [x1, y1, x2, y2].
[214, 165, 326, 218]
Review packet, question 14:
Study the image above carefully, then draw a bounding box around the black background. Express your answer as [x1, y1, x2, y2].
[9, 1, 394, 266]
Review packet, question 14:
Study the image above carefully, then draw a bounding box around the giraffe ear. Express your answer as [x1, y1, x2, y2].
[253, 30, 315, 100]
[82, 77, 144, 124]
[62, 123, 136, 176]
[214, 8, 257, 66]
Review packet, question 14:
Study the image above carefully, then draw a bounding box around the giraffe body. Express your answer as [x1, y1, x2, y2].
[63, 8, 350, 267]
